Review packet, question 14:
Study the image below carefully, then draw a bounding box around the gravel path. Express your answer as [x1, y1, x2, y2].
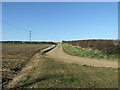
[46, 43, 118, 68]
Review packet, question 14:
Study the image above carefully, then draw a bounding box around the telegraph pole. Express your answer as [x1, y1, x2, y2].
[29, 30, 31, 41]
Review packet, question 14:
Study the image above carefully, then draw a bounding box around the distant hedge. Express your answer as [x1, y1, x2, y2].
[62, 39, 120, 57]
[0, 41, 57, 45]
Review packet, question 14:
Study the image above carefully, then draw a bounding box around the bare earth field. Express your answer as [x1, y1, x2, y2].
[2, 44, 52, 88]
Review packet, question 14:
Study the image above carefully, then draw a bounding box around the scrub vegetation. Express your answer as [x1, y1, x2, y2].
[63, 45, 119, 60]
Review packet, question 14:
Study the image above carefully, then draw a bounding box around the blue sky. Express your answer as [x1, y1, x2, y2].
[2, 2, 118, 42]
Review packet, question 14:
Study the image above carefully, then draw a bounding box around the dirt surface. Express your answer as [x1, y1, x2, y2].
[7, 45, 56, 89]
[2, 44, 52, 88]
[6, 44, 118, 88]
[46, 43, 118, 68]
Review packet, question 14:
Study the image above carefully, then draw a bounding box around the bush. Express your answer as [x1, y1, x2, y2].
[62, 39, 120, 57]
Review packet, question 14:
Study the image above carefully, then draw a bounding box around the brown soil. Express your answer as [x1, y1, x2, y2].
[2, 44, 52, 88]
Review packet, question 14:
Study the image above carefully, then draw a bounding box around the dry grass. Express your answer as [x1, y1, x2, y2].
[11, 57, 118, 88]
[63, 40, 120, 57]
[63, 45, 118, 60]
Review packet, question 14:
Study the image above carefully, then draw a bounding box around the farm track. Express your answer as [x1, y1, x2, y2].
[6, 44, 118, 88]
[46, 43, 118, 68]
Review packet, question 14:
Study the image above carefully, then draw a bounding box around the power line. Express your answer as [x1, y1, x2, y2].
[2, 19, 42, 35]
[1, 20, 44, 41]
[2, 20, 42, 35]
[29, 30, 31, 41]
[2, 20, 28, 32]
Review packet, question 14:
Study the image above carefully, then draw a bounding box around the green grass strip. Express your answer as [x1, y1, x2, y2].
[63, 45, 119, 60]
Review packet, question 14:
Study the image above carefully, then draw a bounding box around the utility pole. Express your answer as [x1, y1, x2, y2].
[29, 30, 31, 42]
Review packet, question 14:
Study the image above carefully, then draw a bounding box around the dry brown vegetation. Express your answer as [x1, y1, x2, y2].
[2, 44, 52, 88]
[62, 39, 120, 57]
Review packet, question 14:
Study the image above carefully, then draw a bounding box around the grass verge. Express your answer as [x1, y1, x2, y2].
[12, 56, 118, 88]
[63, 45, 119, 60]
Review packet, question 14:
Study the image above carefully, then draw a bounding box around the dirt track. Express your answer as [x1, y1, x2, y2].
[46, 43, 118, 68]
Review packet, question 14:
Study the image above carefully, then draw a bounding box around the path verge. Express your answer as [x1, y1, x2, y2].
[46, 44, 118, 68]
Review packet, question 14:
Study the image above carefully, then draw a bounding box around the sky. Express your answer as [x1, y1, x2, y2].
[2, 2, 118, 42]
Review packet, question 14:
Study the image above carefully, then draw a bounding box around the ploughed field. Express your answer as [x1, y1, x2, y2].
[2, 44, 52, 88]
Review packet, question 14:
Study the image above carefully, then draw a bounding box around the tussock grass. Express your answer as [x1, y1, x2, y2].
[63, 45, 118, 60]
